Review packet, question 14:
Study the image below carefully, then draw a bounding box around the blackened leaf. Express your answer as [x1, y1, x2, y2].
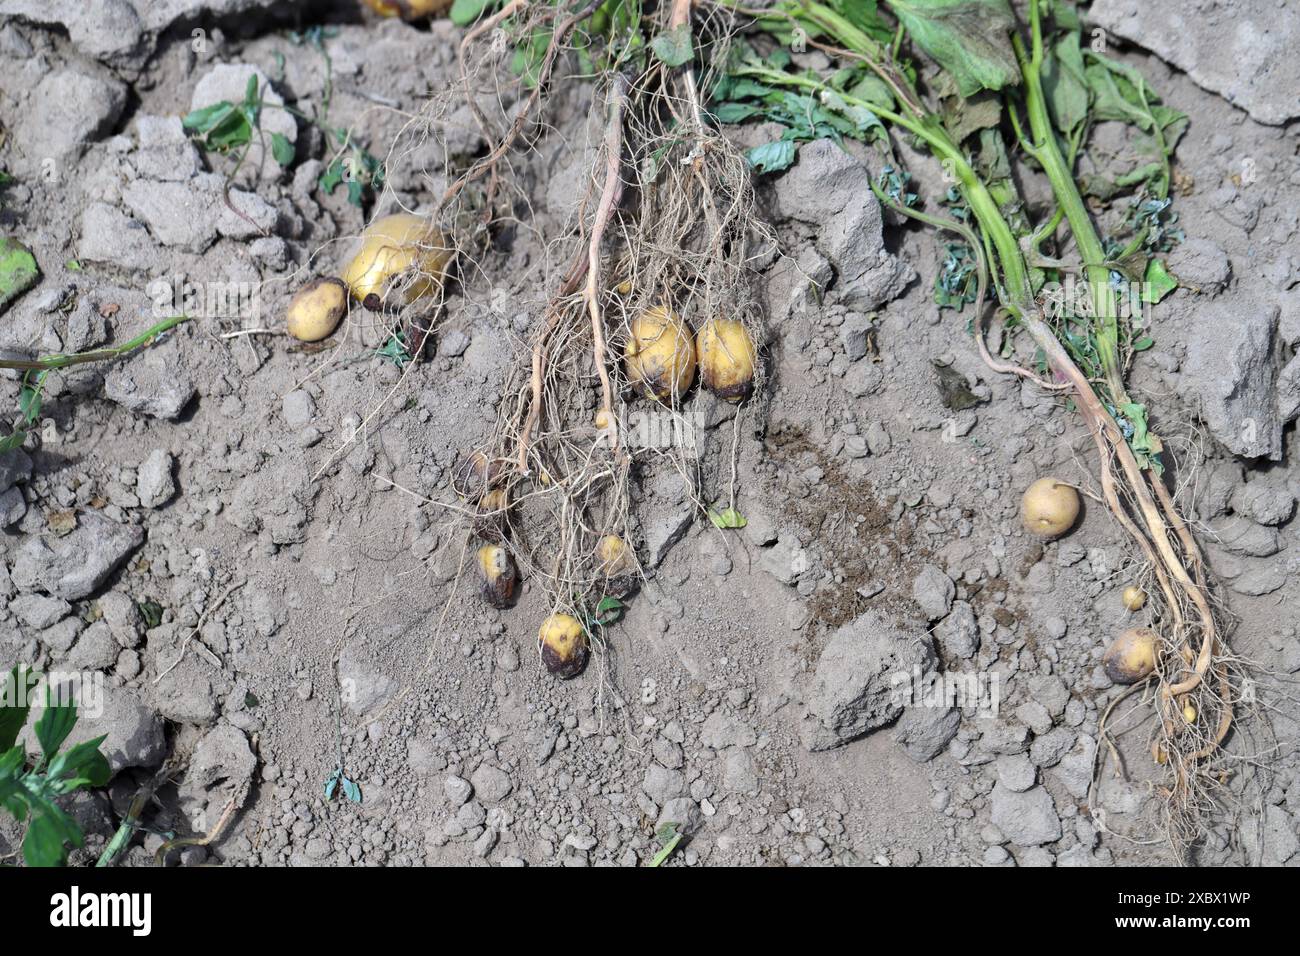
[933, 360, 981, 410]
[885, 0, 1021, 96]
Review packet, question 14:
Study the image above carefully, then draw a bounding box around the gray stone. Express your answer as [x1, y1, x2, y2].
[469, 764, 513, 803]
[996, 753, 1037, 793]
[438, 329, 471, 358]
[893, 703, 960, 761]
[1181, 297, 1281, 459]
[77, 203, 160, 273]
[0, 448, 32, 494]
[132, 114, 201, 182]
[1030, 726, 1076, 768]
[0, 486, 22, 529]
[657, 797, 702, 834]
[1166, 237, 1231, 293]
[911, 564, 955, 621]
[65, 621, 119, 671]
[22, 680, 165, 775]
[97, 591, 142, 647]
[935, 601, 979, 659]
[338, 641, 397, 717]
[38, 617, 82, 653]
[104, 344, 195, 419]
[443, 775, 473, 805]
[17, 66, 126, 162]
[1050, 735, 1097, 799]
[771, 139, 913, 308]
[178, 723, 256, 816]
[146, 624, 218, 724]
[1091, 0, 1300, 125]
[282, 390, 316, 428]
[989, 784, 1062, 847]
[10, 511, 144, 599]
[11, 593, 71, 630]
[802, 611, 935, 751]
[642, 764, 687, 806]
[136, 449, 176, 508]
[0, 0, 144, 62]
[1232, 480, 1294, 527]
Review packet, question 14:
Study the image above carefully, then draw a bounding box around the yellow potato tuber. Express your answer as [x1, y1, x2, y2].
[624, 305, 696, 403]
[341, 213, 453, 309]
[285, 277, 348, 342]
[697, 319, 757, 402]
[1121, 585, 1147, 611]
[538, 613, 588, 679]
[1103, 626, 1160, 684]
[1020, 477, 1080, 539]
[362, 0, 453, 19]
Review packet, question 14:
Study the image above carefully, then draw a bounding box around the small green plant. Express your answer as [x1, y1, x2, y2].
[182, 58, 385, 208]
[0, 667, 112, 867]
[648, 822, 683, 867]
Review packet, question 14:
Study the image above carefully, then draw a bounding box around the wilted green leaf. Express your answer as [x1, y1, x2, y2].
[1141, 258, 1177, 304]
[746, 140, 797, 175]
[885, 0, 1021, 97]
[1042, 31, 1088, 135]
[651, 22, 694, 67]
[341, 776, 362, 804]
[270, 132, 295, 166]
[0, 236, 39, 314]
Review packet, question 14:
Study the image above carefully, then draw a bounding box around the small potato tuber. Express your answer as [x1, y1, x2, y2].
[1020, 477, 1080, 539]
[624, 305, 696, 403]
[538, 613, 588, 679]
[1103, 626, 1160, 684]
[286, 277, 348, 342]
[1121, 585, 1147, 611]
[342, 213, 453, 309]
[362, 0, 453, 19]
[477, 544, 518, 609]
[697, 319, 757, 402]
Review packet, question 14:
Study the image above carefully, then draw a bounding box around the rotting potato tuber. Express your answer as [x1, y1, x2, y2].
[477, 544, 518, 609]
[538, 613, 588, 679]
[1020, 477, 1080, 539]
[624, 305, 696, 403]
[1103, 626, 1160, 684]
[596, 534, 638, 598]
[453, 449, 504, 501]
[697, 319, 756, 403]
[286, 277, 348, 342]
[342, 213, 453, 310]
[475, 488, 509, 542]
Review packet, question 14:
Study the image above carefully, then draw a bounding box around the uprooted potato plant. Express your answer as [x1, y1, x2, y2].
[293, 0, 1247, 859]
[326, 0, 773, 691]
